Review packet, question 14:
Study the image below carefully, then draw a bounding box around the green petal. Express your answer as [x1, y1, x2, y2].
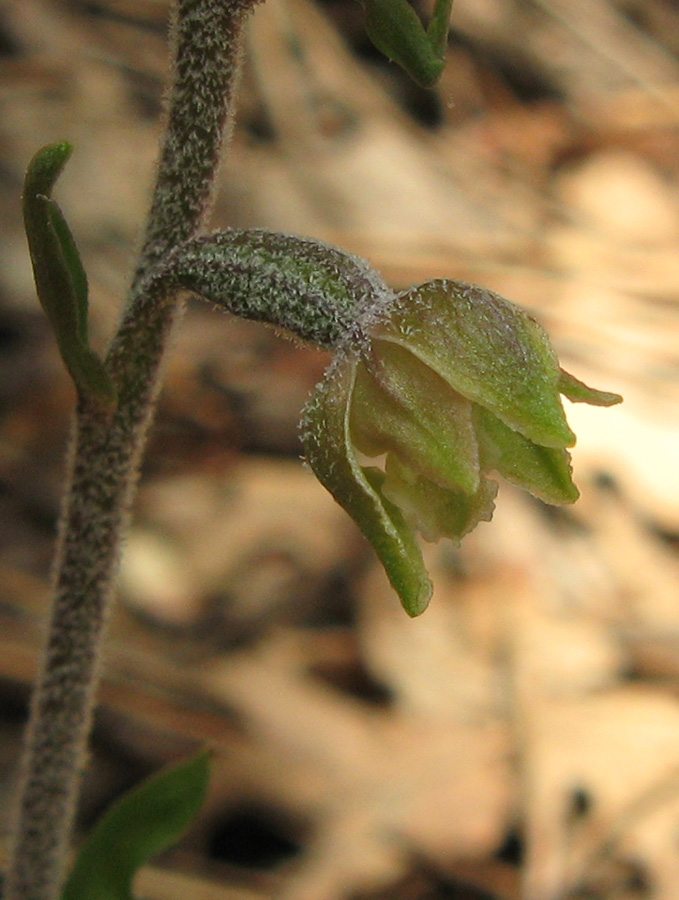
[473, 405, 579, 505]
[383, 455, 498, 543]
[301, 356, 432, 616]
[351, 340, 480, 495]
[377, 280, 575, 449]
[559, 369, 622, 407]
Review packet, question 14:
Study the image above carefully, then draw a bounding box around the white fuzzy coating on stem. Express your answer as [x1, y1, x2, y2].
[155, 228, 397, 348]
[130, 0, 255, 292]
[5, 2, 258, 898]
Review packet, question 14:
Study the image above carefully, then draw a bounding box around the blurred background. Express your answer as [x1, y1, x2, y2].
[2, 1, 679, 898]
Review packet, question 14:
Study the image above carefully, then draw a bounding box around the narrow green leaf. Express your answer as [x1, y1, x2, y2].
[45, 197, 89, 344]
[23, 144, 80, 335]
[362, 0, 447, 87]
[23, 141, 73, 208]
[25, 192, 81, 348]
[61, 751, 211, 900]
[23, 143, 115, 407]
[427, 0, 455, 59]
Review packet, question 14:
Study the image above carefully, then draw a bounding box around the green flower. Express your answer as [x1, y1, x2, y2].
[301, 279, 621, 617]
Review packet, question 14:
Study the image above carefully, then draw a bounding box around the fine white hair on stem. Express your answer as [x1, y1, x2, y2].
[5, 2, 260, 898]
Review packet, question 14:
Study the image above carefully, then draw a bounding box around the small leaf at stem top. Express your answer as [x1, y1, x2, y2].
[362, 0, 454, 87]
[23, 142, 116, 408]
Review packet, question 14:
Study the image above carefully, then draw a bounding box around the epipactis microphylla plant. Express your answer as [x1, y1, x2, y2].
[8, 0, 622, 898]
[24, 152, 623, 618]
[299, 274, 621, 616]
[142, 226, 621, 616]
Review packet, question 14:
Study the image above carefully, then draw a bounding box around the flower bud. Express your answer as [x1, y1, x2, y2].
[301, 279, 621, 616]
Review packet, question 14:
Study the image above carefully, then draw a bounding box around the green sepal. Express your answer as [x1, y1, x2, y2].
[473, 405, 579, 505]
[362, 0, 453, 87]
[380, 280, 576, 449]
[559, 369, 622, 407]
[23, 143, 115, 408]
[301, 357, 432, 616]
[61, 750, 212, 900]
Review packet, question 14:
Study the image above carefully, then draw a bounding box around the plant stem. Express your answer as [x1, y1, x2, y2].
[5, 2, 257, 898]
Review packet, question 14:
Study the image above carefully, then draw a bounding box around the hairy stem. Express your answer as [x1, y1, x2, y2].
[5, 2, 256, 898]
[151, 228, 395, 348]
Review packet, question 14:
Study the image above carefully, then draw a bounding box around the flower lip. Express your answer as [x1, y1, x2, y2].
[302, 277, 621, 616]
